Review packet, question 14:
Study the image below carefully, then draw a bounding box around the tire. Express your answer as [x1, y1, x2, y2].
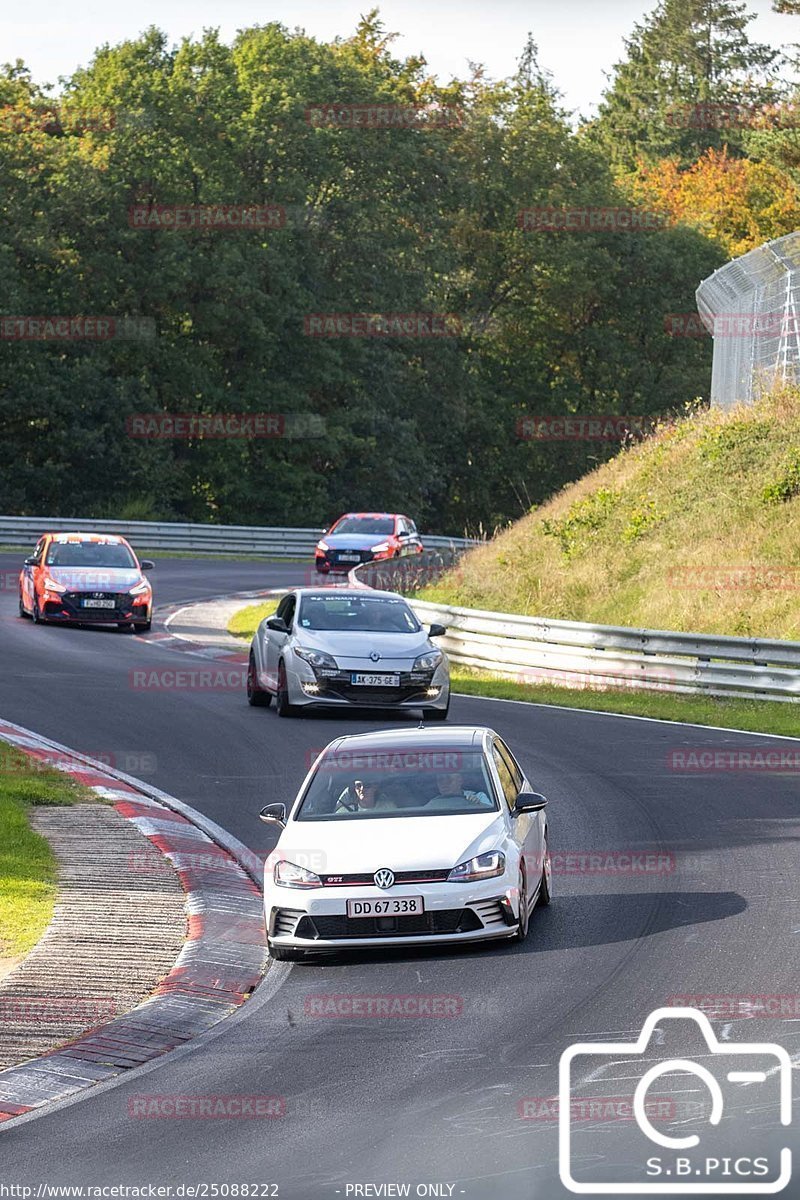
[31, 596, 43, 624]
[538, 836, 552, 907]
[134, 620, 151, 633]
[423, 693, 450, 722]
[247, 652, 271, 707]
[18, 593, 29, 619]
[514, 865, 530, 942]
[268, 942, 305, 962]
[275, 661, 295, 717]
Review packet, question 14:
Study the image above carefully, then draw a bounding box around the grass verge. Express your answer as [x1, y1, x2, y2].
[228, 599, 280, 639]
[0, 745, 87, 963]
[451, 667, 800, 737]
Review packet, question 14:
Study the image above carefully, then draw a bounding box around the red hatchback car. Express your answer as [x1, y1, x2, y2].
[19, 532, 154, 630]
[314, 512, 424, 573]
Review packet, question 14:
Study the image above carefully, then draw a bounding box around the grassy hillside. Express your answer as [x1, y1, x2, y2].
[424, 390, 800, 640]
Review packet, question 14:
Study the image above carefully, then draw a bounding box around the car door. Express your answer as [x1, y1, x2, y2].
[404, 517, 423, 555]
[265, 592, 296, 686]
[21, 536, 46, 610]
[493, 737, 545, 882]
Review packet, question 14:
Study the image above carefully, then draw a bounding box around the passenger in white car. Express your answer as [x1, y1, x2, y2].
[425, 772, 492, 810]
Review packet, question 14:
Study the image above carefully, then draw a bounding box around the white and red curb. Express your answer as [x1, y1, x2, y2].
[0, 719, 268, 1126]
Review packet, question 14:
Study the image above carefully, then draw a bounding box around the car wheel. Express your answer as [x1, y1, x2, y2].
[134, 619, 152, 633]
[513, 866, 530, 942]
[31, 596, 44, 624]
[18, 593, 29, 619]
[247, 652, 272, 707]
[538, 835, 552, 907]
[268, 942, 305, 962]
[275, 661, 295, 717]
[423, 693, 450, 721]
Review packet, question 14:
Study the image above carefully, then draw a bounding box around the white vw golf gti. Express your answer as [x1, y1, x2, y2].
[246, 587, 450, 718]
[259, 726, 551, 960]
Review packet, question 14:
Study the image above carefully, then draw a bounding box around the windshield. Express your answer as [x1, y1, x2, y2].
[45, 541, 137, 568]
[298, 594, 420, 633]
[332, 516, 395, 535]
[294, 747, 498, 820]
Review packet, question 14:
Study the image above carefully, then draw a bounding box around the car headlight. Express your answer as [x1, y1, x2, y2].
[448, 851, 505, 882]
[316, 540, 329, 552]
[294, 646, 338, 670]
[129, 579, 150, 595]
[371, 541, 391, 553]
[274, 860, 323, 889]
[43, 577, 66, 594]
[413, 649, 443, 671]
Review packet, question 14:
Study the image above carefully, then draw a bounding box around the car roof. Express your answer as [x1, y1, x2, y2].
[45, 532, 127, 544]
[334, 512, 400, 520]
[292, 587, 408, 601]
[323, 726, 495, 753]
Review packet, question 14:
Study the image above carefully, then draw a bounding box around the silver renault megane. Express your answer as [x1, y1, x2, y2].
[246, 587, 450, 718]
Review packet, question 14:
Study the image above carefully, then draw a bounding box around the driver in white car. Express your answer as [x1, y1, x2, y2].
[334, 778, 396, 814]
[426, 771, 492, 810]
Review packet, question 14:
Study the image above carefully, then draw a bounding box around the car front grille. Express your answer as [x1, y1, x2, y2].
[320, 869, 451, 886]
[292, 908, 484, 940]
[315, 671, 433, 705]
[50, 592, 133, 619]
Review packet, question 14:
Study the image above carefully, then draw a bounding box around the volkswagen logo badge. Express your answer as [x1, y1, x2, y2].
[369, 651, 381, 662]
[374, 868, 395, 890]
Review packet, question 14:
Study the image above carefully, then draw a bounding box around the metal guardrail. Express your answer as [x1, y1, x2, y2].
[0, 516, 477, 558]
[350, 585, 800, 702]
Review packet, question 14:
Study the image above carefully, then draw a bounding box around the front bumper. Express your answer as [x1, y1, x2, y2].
[285, 659, 450, 710]
[315, 549, 385, 573]
[264, 876, 518, 950]
[41, 591, 151, 624]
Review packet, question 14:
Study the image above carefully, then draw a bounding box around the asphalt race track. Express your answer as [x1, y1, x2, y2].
[1, 553, 798, 1199]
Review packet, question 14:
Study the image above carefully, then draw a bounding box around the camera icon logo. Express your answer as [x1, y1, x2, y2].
[559, 1006, 792, 1194]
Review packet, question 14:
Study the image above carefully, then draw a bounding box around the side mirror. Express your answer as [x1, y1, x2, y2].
[24, 557, 37, 567]
[398, 529, 410, 538]
[514, 791, 548, 813]
[321, 527, 329, 535]
[266, 616, 289, 634]
[259, 803, 287, 828]
[429, 623, 447, 638]
[140, 560, 155, 571]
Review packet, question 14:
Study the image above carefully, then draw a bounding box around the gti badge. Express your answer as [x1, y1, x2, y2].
[374, 868, 395, 890]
